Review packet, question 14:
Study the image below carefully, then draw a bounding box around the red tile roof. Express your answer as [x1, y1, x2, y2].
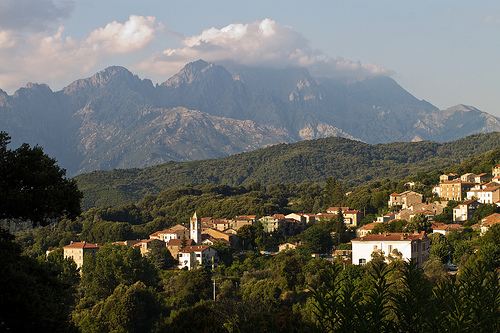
[179, 245, 211, 253]
[352, 231, 427, 242]
[167, 239, 195, 247]
[63, 241, 101, 249]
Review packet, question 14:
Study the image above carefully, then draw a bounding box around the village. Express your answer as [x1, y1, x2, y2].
[62, 164, 500, 272]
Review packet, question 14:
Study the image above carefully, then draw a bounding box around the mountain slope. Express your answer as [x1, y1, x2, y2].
[1, 60, 500, 177]
[75, 132, 500, 209]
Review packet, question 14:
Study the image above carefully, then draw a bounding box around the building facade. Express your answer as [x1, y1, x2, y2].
[351, 232, 429, 268]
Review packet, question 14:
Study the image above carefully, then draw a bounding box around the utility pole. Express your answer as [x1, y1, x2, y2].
[212, 257, 216, 301]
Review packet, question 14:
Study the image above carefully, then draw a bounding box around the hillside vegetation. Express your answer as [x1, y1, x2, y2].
[76, 132, 500, 209]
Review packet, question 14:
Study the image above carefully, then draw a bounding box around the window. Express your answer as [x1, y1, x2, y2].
[359, 258, 366, 265]
[388, 245, 392, 253]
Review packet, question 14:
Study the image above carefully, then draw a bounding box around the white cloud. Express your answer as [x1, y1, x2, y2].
[136, 19, 390, 80]
[87, 15, 156, 54]
[0, 15, 158, 93]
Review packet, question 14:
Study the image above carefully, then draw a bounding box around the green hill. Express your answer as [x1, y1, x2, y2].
[75, 132, 500, 210]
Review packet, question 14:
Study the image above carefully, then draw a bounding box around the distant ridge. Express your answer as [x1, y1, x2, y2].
[2, 60, 500, 176]
[75, 132, 500, 209]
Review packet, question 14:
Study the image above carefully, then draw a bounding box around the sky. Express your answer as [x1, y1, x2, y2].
[0, 0, 499, 115]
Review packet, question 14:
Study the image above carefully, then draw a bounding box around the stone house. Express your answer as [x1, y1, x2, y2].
[63, 241, 101, 269]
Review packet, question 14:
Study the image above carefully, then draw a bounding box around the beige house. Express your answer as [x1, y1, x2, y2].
[480, 213, 500, 235]
[440, 173, 459, 182]
[202, 228, 237, 247]
[326, 207, 352, 214]
[63, 241, 101, 269]
[453, 200, 480, 222]
[231, 215, 257, 230]
[343, 210, 363, 227]
[475, 173, 492, 184]
[167, 238, 195, 259]
[133, 239, 166, 255]
[493, 165, 500, 178]
[149, 224, 189, 242]
[467, 184, 500, 204]
[321, 208, 363, 227]
[461, 173, 476, 183]
[355, 222, 379, 237]
[388, 191, 423, 209]
[431, 223, 463, 236]
[439, 180, 475, 201]
[278, 242, 303, 252]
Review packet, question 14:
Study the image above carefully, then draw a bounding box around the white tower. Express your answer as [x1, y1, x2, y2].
[190, 212, 201, 244]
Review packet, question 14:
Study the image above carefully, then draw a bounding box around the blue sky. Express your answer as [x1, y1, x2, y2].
[0, 0, 498, 115]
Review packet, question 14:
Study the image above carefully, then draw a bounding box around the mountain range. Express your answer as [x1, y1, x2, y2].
[2, 59, 500, 177]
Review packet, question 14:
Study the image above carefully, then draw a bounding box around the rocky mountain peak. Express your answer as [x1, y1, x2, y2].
[162, 59, 232, 88]
[444, 104, 480, 112]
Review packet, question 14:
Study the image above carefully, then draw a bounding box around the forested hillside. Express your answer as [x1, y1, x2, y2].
[8, 131, 500, 332]
[76, 132, 500, 209]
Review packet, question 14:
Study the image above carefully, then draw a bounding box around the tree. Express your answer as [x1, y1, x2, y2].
[301, 224, 333, 254]
[0, 228, 79, 332]
[75, 282, 162, 333]
[0, 132, 82, 226]
[333, 208, 347, 245]
[81, 243, 158, 302]
[323, 177, 344, 208]
[405, 213, 432, 234]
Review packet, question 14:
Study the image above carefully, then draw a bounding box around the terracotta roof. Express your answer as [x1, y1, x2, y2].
[64, 241, 101, 249]
[352, 231, 427, 242]
[179, 245, 211, 253]
[442, 179, 474, 185]
[432, 224, 463, 231]
[167, 239, 195, 246]
[279, 242, 303, 247]
[202, 237, 230, 245]
[203, 228, 231, 236]
[481, 213, 500, 227]
[357, 222, 379, 230]
[149, 224, 188, 237]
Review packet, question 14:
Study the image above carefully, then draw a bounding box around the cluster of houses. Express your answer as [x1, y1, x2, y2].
[63, 164, 500, 271]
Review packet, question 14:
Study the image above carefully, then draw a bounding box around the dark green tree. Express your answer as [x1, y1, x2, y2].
[81, 243, 158, 302]
[405, 213, 432, 234]
[0, 132, 82, 226]
[0, 228, 79, 332]
[323, 177, 345, 208]
[75, 282, 162, 333]
[301, 224, 334, 254]
[334, 208, 348, 245]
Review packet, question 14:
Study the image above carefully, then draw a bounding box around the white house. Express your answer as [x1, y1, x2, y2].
[452, 200, 480, 222]
[351, 232, 429, 268]
[178, 245, 218, 270]
[149, 224, 189, 243]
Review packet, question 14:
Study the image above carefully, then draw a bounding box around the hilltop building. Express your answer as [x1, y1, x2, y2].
[63, 241, 101, 269]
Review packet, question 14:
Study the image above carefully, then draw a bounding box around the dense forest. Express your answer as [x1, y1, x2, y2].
[75, 132, 500, 209]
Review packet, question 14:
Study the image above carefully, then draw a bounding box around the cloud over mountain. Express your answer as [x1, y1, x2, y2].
[137, 19, 390, 79]
[0, 15, 159, 92]
[0, 16, 388, 95]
